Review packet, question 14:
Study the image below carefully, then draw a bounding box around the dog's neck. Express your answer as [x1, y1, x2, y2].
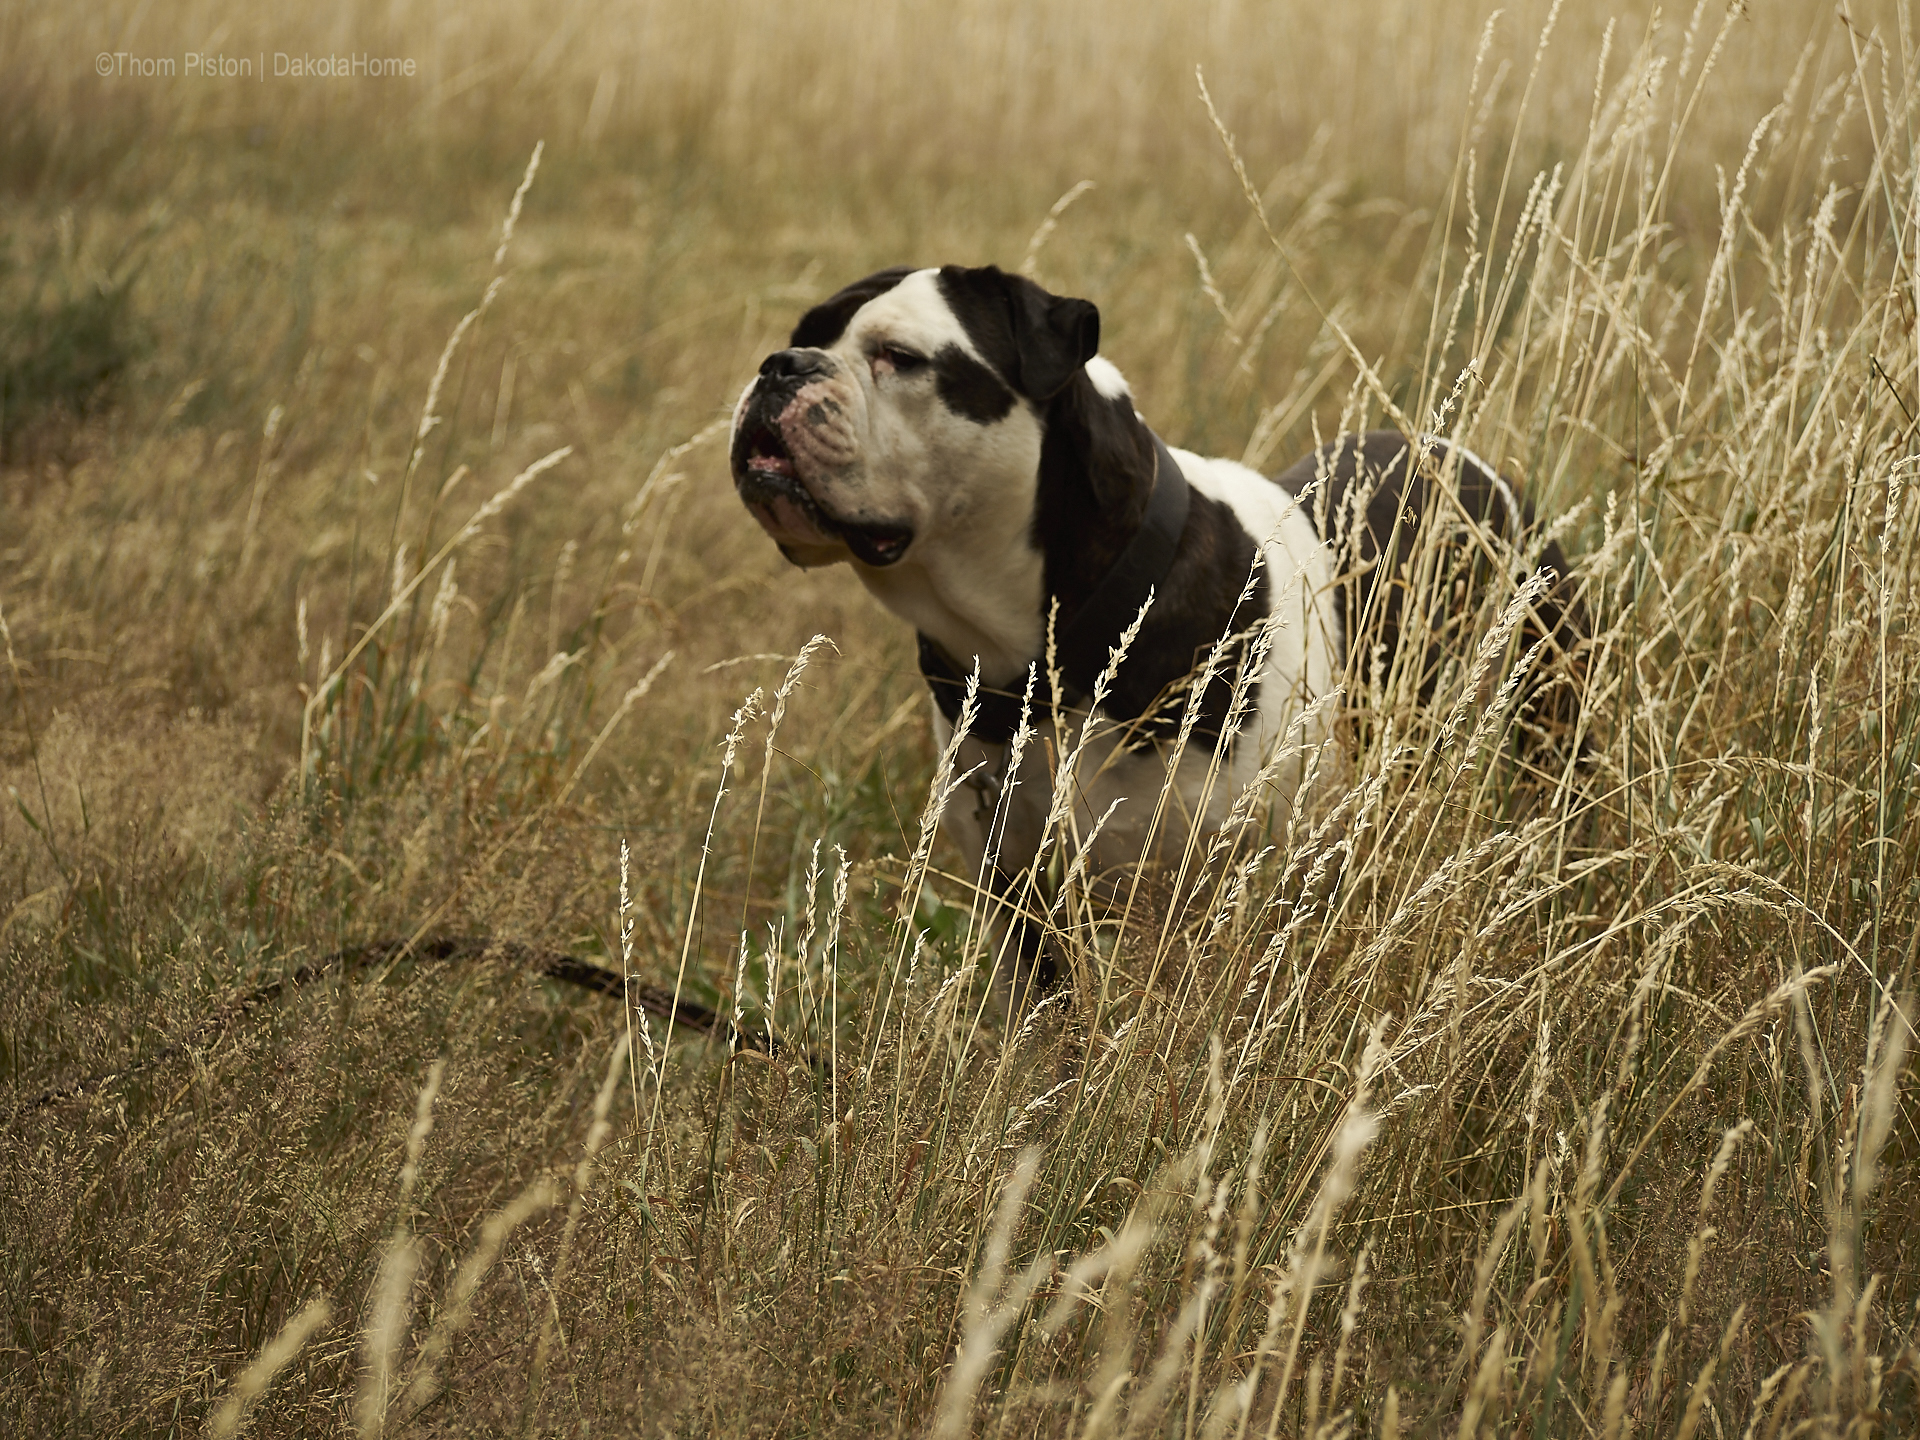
[853, 503, 1049, 690]
[912, 365, 1270, 749]
[851, 365, 1163, 695]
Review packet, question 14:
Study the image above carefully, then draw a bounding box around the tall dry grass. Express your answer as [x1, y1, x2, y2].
[1, 0, 1916, 1436]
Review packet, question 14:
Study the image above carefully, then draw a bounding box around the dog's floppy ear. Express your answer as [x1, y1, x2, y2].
[938, 265, 1100, 402]
[1014, 283, 1101, 400]
[790, 266, 918, 348]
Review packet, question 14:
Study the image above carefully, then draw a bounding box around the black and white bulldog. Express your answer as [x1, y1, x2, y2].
[730, 264, 1583, 993]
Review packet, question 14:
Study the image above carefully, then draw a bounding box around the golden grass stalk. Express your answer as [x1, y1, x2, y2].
[1033, 597, 1153, 872]
[532, 1033, 630, 1393]
[1064, 1206, 1170, 1440]
[351, 1059, 447, 1439]
[426, 558, 458, 658]
[965, 666, 1037, 972]
[234, 403, 282, 579]
[399, 1179, 556, 1416]
[1675, 1120, 1756, 1334]
[902, 663, 982, 934]
[301, 443, 574, 793]
[1245, 1016, 1390, 1440]
[398, 281, 504, 522]
[618, 416, 732, 547]
[619, 836, 648, 1129]
[1455, 1322, 1509, 1440]
[930, 1146, 1049, 1440]
[491, 139, 543, 271]
[392, 139, 540, 523]
[0, 597, 60, 877]
[824, 844, 851, 1124]
[1323, 1244, 1372, 1426]
[1117, 1281, 1207, 1439]
[743, 636, 835, 965]
[646, 686, 762, 1154]
[394, 1057, 445, 1211]
[1019, 179, 1097, 281]
[1459, 1194, 1528, 1388]
[353, 1236, 419, 1440]
[1851, 989, 1911, 1209]
[1186, 232, 1244, 351]
[201, 1296, 334, 1440]
[1673, 1305, 1747, 1440]
[1129, 574, 1256, 904]
[1603, 963, 1841, 1211]
[731, 928, 750, 1038]
[1197, 65, 1419, 440]
[796, 838, 825, 1041]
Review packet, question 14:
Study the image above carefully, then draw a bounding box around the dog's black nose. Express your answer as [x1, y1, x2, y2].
[759, 348, 830, 380]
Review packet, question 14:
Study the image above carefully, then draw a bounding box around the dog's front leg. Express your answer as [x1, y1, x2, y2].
[930, 716, 1070, 1018]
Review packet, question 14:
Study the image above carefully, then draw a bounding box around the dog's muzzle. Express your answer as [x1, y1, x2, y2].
[731, 353, 915, 567]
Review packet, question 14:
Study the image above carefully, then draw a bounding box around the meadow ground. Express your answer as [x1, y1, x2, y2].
[1, 0, 1917, 1435]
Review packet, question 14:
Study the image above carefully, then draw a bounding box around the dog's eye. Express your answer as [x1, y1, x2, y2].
[874, 345, 928, 375]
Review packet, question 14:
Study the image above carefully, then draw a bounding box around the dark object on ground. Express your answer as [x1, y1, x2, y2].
[17, 935, 804, 1119]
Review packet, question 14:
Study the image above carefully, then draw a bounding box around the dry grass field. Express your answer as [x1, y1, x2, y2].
[2, 0, 1918, 1434]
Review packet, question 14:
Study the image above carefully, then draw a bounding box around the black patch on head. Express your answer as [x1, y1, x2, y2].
[932, 343, 1015, 423]
[790, 266, 917, 349]
[1274, 430, 1589, 751]
[936, 265, 1100, 402]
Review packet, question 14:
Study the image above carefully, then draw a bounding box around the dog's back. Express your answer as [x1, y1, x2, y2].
[1274, 431, 1589, 760]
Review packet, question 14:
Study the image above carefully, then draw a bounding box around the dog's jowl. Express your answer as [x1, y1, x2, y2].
[731, 264, 1584, 1004]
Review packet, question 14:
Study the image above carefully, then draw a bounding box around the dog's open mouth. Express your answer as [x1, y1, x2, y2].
[742, 423, 797, 480]
[734, 422, 914, 567]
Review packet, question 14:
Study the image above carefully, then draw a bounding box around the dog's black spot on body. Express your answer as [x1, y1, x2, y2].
[790, 266, 917, 348]
[932, 343, 1015, 422]
[1031, 375, 1267, 748]
[1275, 430, 1588, 744]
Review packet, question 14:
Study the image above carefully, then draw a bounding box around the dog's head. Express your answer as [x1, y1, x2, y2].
[730, 265, 1101, 569]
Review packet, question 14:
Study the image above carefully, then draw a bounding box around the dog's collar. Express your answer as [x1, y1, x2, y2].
[918, 430, 1192, 743]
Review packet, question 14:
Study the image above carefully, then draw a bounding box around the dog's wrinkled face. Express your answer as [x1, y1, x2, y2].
[730, 265, 1098, 570]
